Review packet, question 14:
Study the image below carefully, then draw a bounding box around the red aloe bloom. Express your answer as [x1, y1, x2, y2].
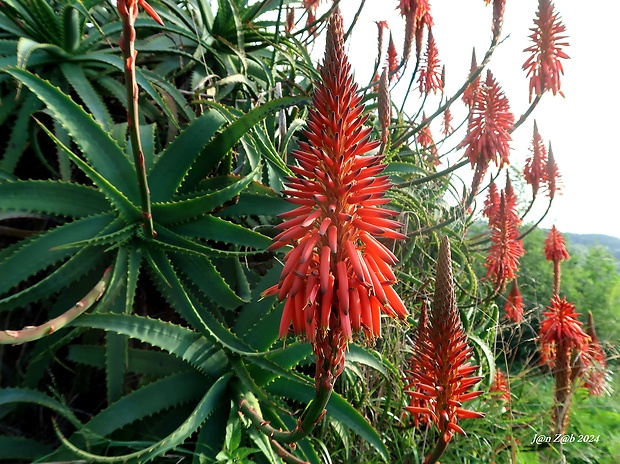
[503, 173, 520, 227]
[418, 29, 443, 94]
[484, 192, 524, 291]
[442, 107, 453, 136]
[403, 301, 431, 427]
[387, 33, 400, 82]
[504, 279, 524, 323]
[523, 121, 548, 197]
[303, 0, 321, 35]
[462, 49, 479, 108]
[461, 70, 514, 171]
[490, 369, 511, 402]
[580, 312, 611, 396]
[492, 0, 506, 39]
[545, 142, 561, 199]
[285, 6, 295, 33]
[539, 295, 588, 433]
[417, 113, 439, 166]
[404, 237, 484, 451]
[265, 11, 407, 384]
[544, 225, 569, 263]
[544, 225, 569, 295]
[539, 296, 588, 367]
[523, 0, 569, 102]
[375, 20, 389, 64]
[378, 67, 391, 150]
[483, 181, 500, 225]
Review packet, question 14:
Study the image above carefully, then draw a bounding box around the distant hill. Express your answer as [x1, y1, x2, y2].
[563, 232, 620, 262]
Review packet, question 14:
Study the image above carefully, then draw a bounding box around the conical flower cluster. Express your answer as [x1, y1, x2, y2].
[489, 369, 511, 402]
[544, 225, 569, 294]
[265, 11, 407, 367]
[539, 296, 588, 368]
[418, 29, 443, 94]
[404, 237, 484, 447]
[523, 0, 569, 101]
[523, 121, 548, 197]
[504, 279, 524, 323]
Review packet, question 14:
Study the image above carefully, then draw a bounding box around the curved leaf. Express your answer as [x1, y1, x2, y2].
[0, 180, 110, 218]
[0, 436, 53, 461]
[0, 212, 116, 296]
[149, 110, 227, 201]
[172, 215, 271, 249]
[2, 67, 140, 202]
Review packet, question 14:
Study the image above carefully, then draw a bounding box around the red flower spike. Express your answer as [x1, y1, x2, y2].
[442, 107, 454, 136]
[503, 173, 520, 227]
[523, 0, 570, 102]
[386, 33, 400, 82]
[285, 6, 295, 33]
[544, 225, 569, 263]
[484, 192, 524, 291]
[462, 49, 479, 108]
[118, 0, 164, 25]
[460, 70, 514, 172]
[539, 296, 588, 367]
[375, 20, 389, 65]
[266, 10, 407, 375]
[504, 279, 524, 323]
[492, 0, 506, 39]
[544, 225, 569, 294]
[378, 67, 391, 150]
[483, 181, 500, 225]
[523, 121, 548, 197]
[545, 142, 561, 199]
[417, 113, 439, 166]
[404, 237, 484, 448]
[403, 301, 431, 427]
[418, 29, 443, 94]
[489, 369, 511, 402]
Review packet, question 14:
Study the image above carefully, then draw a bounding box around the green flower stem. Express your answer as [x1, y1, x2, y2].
[121, 7, 155, 237]
[239, 382, 332, 445]
[0, 267, 111, 344]
[424, 434, 449, 464]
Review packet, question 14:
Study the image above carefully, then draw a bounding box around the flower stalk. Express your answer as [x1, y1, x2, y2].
[117, 0, 163, 238]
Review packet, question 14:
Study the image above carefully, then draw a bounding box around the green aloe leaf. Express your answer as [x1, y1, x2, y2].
[171, 215, 271, 249]
[0, 388, 81, 429]
[0, 181, 110, 218]
[0, 212, 116, 297]
[0, 436, 53, 461]
[180, 96, 309, 192]
[0, 90, 42, 174]
[3, 67, 140, 202]
[149, 110, 227, 201]
[56, 373, 232, 464]
[152, 165, 261, 225]
[71, 313, 226, 377]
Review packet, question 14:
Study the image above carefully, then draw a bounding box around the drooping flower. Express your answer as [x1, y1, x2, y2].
[264, 10, 407, 387]
[523, 121, 548, 197]
[418, 29, 443, 94]
[490, 369, 511, 402]
[544, 225, 569, 295]
[522, 0, 570, 102]
[387, 33, 400, 82]
[504, 278, 524, 322]
[404, 237, 484, 451]
[484, 192, 524, 291]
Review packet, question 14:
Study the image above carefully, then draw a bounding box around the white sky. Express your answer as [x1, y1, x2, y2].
[330, 0, 620, 239]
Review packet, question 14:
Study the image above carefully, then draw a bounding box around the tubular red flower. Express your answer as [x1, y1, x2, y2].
[522, 0, 570, 102]
[460, 70, 514, 172]
[265, 10, 407, 355]
[484, 192, 524, 291]
[118, 0, 164, 25]
[504, 279, 524, 323]
[418, 29, 443, 94]
[489, 369, 511, 402]
[442, 107, 453, 136]
[462, 49, 479, 108]
[523, 121, 548, 197]
[483, 181, 500, 225]
[404, 237, 484, 445]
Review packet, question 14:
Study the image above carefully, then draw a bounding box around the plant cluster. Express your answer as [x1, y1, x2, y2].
[0, 0, 615, 463]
